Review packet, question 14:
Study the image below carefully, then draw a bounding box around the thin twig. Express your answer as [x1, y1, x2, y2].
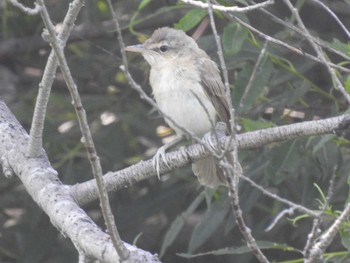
[36, 0, 129, 259]
[7, 0, 41, 15]
[303, 165, 338, 258]
[181, 0, 274, 13]
[205, 14, 259, 257]
[311, 0, 350, 40]
[222, 161, 270, 263]
[239, 40, 268, 112]
[205, 9, 263, 259]
[247, 0, 350, 63]
[206, 3, 268, 260]
[240, 174, 318, 217]
[282, 0, 350, 104]
[231, 14, 350, 74]
[266, 207, 297, 232]
[203, 0, 230, 159]
[303, 218, 322, 259]
[190, 90, 222, 159]
[326, 165, 338, 203]
[206, 0, 233, 127]
[206, 0, 238, 174]
[27, 0, 84, 157]
[305, 202, 350, 263]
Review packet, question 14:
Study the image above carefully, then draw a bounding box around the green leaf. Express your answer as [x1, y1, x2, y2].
[138, 0, 152, 11]
[160, 216, 185, 258]
[97, 0, 108, 13]
[305, 137, 341, 184]
[233, 63, 252, 107]
[179, 241, 299, 258]
[312, 134, 336, 159]
[289, 214, 311, 226]
[188, 197, 230, 253]
[329, 38, 350, 56]
[233, 57, 273, 111]
[265, 141, 300, 184]
[132, 233, 143, 246]
[174, 8, 207, 31]
[160, 192, 205, 258]
[241, 118, 274, 132]
[235, 0, 249, 5]
[340, 226, 350, 251]
[314, 183, 328, 206]
[345, 75, 350, 94]
[223, 23, 249, 55]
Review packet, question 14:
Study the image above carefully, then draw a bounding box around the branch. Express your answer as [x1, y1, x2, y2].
[241, 174, 318, 218]
[206, 0, 235, 149]
[27, 0, 84, 157]
[282, 0, 350, 104]
[206, 1, 268, 261]
[311, 0, 350, 39]
[73, 114, 349, 205]
[7, 0, 41, 15]
[222, 162, 270, 263]
[36, 0, 128, 259]
[180, 0, 274, 13]
[303, 167, 338, 258]
[228, 12, 350, 74]
[247, 0, 350, 63]
[0, 100, 160, 263]
[239, 41, 268, 112]
[305, 202, 350, 263]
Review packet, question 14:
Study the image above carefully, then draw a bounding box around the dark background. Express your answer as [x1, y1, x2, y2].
[1, 0, 350, 262]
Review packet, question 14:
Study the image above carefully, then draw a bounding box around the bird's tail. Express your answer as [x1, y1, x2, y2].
[192, 157, 226, 188]
[192, 152, 242, 188]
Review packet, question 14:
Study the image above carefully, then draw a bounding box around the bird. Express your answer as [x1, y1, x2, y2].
[125, 27, 232, 188]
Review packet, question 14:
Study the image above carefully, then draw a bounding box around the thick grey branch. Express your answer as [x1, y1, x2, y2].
[0, 100, 160, 262]
[74, 114, 349, 205]
[37, 0, 129, 258]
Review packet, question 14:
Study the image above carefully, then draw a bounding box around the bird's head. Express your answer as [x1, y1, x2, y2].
[125, 27, 199, 66]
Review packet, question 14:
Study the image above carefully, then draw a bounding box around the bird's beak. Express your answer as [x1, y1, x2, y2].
[124, 44, 146, 53]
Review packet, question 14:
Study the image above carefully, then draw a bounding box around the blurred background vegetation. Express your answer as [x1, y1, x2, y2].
[0, 0, 350, 262]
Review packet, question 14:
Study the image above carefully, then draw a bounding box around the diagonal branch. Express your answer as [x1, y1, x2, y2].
[282, 0, 350, 104]
[0, 100, 160, 263]
[181, 0, 274, 13]
[36, 0, 128, 259]
[7, 0, 41, 15]
[305, 202, 350, 263]
[227, 12, 350, 74]
[206, 1, 268, 261]
[73, 113, 350, 205]
[27, 0, 84, 157]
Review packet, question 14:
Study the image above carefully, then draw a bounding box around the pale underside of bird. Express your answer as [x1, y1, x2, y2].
[125, 27, 234, 188]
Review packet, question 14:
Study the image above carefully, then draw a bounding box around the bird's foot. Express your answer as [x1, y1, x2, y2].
[152, 136, 184, 179]
[152, 145, 171, 179]
[202, 122, 227, 152]
[202, 132, 218, 152]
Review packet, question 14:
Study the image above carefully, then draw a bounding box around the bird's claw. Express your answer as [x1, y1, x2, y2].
[152, 145, 170, 179]
[202, 132, 218, 151]
[203, 122, 227, 151]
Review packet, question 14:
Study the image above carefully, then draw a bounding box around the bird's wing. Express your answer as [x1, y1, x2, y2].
[199, 58, 231, 131]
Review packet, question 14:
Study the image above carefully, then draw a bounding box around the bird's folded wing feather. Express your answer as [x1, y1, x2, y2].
[199, 58, 231, 131]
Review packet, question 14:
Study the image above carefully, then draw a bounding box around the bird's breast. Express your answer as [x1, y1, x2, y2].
[150, 62, 216, 137]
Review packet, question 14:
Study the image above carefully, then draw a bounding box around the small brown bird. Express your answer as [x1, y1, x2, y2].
[125, 27, 231, 188]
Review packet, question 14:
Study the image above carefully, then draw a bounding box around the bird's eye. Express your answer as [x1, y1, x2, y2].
[159, 45, 169, 52]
